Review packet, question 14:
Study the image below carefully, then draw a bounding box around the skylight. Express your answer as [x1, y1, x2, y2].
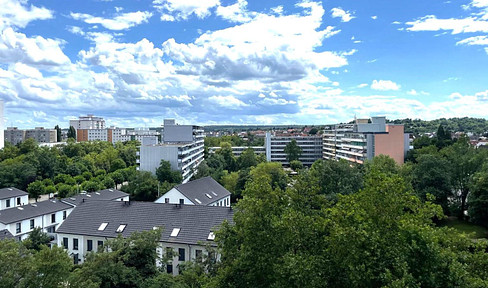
[195, 198, 202, 204]
[207, 232, 215, 241]
[170, 228, 180, 237]
[116, 224, 126, 233]
[211, 191, 218, 196]
[98, 222, 108, 231]
[17, 207, 23, 210]
[205, 193, 212, 199]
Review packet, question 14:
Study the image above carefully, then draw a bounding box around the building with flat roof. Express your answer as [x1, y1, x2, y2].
[70, 114, 105, 130]
[323, 116, 408, 165]
[266, 132, 323, 166]
[139, 120, 204, 183]
[4, 127, 57, 145]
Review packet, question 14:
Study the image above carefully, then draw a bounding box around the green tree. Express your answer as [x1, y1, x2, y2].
[23, 227, 52, 251]
[67, 126, 76, 139]
[468, 165, 488, 227]
[216, 142, 237, 172]
[121, 171, 159, 201]
[82, 181, 100, 193]
[249, 162, 288, 191]
[284, 139, 302, 162]
[0, 240, 32, 288]
[110, 170, 125, 188]
[23, 245, 73, 288]
[57, 184, 73, 198]
[27, 180, 45, 202]
[289, 160, 303, 171]
[156, 160, 182, 184]
[237, 148, 257, 170]
[102, 177, 115, 189]
[54, 125, 62, 142]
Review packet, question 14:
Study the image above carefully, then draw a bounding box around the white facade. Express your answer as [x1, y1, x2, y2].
[265, 132, 323, 165]
[0, 194, 28, 210]
[56, 232, 215, 272]
[208, 146, 266, 157]
[155, 188, 231, 207]
[0, 204, 74, 241]
[70, 114, 105, 130]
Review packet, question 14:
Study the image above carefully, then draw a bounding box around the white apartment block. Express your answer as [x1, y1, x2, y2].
[138, 120, 204, 183]
[208, 146, 266, 157]
[70, 114, 105, 130]
[265, 132, 323, 165]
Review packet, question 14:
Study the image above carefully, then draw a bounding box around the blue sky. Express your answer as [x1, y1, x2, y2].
[0, 0, 487, 128]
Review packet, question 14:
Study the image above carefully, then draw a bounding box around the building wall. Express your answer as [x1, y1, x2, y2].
[374, 125, 405, 165]
[77, 129, 88, 142]
[266, 133, 323, 165]
[0, 100, 3, 150]
[0, 195, 28, 210]
[4, 128, 25, 145]
[155, 188, 194, 205]
[209, 196, 231, 207]
[140, 145, 179, 174]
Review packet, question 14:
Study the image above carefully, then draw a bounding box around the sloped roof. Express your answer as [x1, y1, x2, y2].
[56, 200, 234, 245]
[174, 177, 231, 205]
[61, 189, 128, 206]
[0, 187, 28, 200]
[0, 229, 13, 240]
[0, 200, 72, 224]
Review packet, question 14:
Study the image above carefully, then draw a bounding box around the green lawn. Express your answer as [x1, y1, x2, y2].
[440, 217, 488, 239]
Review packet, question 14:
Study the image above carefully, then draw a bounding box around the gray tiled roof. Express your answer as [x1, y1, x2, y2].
[0, 229, 13, 240]
[174, 177, 231, 205]
[61, 189, 128, 206]
[56, 200, 234, 245]
[0, 200, 73, 224]
[0, 187, 28, 200]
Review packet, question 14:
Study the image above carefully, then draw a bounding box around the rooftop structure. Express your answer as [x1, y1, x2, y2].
[155, 176, 231, 207]
[61, 189, 129, 206]
[70, 114, 105, 130]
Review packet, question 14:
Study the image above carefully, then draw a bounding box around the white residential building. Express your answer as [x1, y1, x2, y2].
[0, 187, 29, 210]
[265, 132, 323, 165]
[70, 114, 105, 130]
[208, 146, 266, 157]
[138, 120, 204, 183]
[56, 201, 233, 271]
[155, 177, 231, 207]
[0, 100, 4, 150]
[4, 127, 57, 145]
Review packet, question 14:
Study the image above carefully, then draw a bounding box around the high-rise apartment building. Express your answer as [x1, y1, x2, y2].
[0, 100, 4, 150]
[138, 119, 204, 183]
[323, 116, 408, 165]
[69, 114, 105, 130]
[265, 132, 323, 165]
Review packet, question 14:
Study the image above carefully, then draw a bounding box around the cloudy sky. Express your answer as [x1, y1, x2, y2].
[0, 0, 488, 128]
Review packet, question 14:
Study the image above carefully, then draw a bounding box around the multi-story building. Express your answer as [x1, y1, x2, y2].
[138, 119, 204, 183]
[70, 114, 105, 130]
[56, 200, 233, 270]
[4, 127, 57, 145]
[155, 177, 231, 207]
[76, 127, 160, 144]
[0, 187, 29, 210]
[265, 132, 323, 165]
[323, 116, 408, 165]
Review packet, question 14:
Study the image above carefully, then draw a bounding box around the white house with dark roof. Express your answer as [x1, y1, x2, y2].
[0, 187, 29, 210]
[56, 200, 233, 273]
[0, 199, 74, 241]
[155, 177, 231, 207]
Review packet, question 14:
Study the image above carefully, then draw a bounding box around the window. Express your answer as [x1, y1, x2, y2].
[6, 199, 10, 208]
[98, 222, 108, 231]
[87, 240, 93, 251]
[195, 249, 203, 262]
[116, 224, 126, 233]
[51, 213, 56, 223]
[73, 238, 78, 250]
[166, 264, 173, 274]
[165, 198, 169, 203]
[30, 219, 34, 229]
[170, 228, 180, 237]
[63, 211, 67, 220]
[73, 254, 79, 265]
[97, 241, 103, 249]
[16, 223, 21, 234]
[63, 237, 68, 249]
[178, 248, 185, 261]
[179, 199, 184, 205]
[208, 232, 215, 241]
[16, 197, 21, 205]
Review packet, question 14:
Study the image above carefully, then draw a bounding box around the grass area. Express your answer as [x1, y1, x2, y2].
[440, 217, 488, 239]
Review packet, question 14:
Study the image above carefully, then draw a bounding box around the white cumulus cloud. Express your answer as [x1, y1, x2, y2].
[331, 7, 355, 22]
[371, 80, 401, 91]
[70, 11, 153, 30]
[153, 0, 220, 21]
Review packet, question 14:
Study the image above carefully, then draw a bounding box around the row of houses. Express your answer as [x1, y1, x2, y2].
[0, 177, 232, 275]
